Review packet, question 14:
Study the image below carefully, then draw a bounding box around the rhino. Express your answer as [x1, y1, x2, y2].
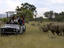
[42, 23, 64, 36]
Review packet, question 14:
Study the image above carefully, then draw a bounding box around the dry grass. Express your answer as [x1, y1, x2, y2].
[0, 22, 64, 48]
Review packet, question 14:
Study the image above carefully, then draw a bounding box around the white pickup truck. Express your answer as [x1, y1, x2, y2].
[0, 23, 26, 34]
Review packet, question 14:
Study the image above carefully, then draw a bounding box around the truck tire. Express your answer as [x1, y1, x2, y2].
[23, 25, 26, 32]
[19, 27, 24, 34]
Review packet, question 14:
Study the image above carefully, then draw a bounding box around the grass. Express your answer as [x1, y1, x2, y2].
[0, 22, 64, 48]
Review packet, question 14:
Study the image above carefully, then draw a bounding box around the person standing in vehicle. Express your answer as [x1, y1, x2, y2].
[10, 16, 15, 24]
[18, 16, 23, 31]
[22, 16, 25, 25]
[18, 16, 23, 25]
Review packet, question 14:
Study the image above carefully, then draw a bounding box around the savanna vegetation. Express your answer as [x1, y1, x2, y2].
[0, 22, 64, 48]
[0, 2, 64, 48]
[0, 21, 63, 48]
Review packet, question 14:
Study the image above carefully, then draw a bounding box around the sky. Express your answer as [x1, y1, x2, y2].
[0, 0, 64, 17]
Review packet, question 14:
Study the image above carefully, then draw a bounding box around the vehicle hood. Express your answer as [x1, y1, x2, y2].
[1, 24, 20, 29]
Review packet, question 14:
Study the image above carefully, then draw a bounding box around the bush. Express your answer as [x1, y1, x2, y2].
[0, 18, 8, 22]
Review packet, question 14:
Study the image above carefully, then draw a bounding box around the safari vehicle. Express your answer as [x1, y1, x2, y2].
[0, 11, 26, 34]
[0, 22, 26, 34]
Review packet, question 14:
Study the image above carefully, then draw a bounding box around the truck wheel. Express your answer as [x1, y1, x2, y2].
[23, 25, 26, 32]
[19, 27, 24, 34]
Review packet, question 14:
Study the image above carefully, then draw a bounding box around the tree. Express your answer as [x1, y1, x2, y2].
[55, 12, 64, 21]
[16, 3, 36, 21]
[44, 11, 50, 18]
[44, 11, 55, 20]
[21, 3, 36, 12]
[44, 11, 64, 22]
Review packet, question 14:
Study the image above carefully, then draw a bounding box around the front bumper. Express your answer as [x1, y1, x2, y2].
[0, 28, 19, 34]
